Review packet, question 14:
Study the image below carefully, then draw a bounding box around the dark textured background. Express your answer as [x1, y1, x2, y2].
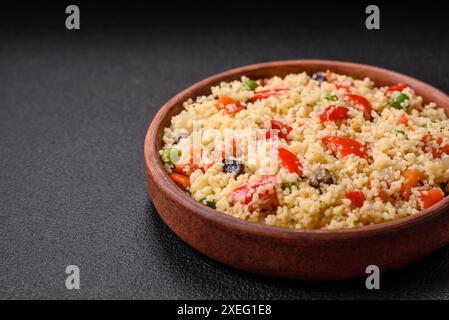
[1, 1, 449, 299]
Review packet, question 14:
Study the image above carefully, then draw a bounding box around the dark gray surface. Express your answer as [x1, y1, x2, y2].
[1, 2, 449, 299]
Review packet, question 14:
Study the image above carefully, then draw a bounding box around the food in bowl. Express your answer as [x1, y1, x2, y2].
[159, 71, 449, 230]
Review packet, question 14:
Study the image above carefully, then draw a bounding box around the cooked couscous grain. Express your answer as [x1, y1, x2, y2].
[160, 71, 449, 229]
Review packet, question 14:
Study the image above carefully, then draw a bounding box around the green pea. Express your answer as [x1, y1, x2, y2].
[161, 148, 181, 164]
[325, 94, 338, 101]
[199, 197, 216, 209]
[392, 93, 409, 109]
[245, 79, 259, 91]
[282, 182, 294, 191]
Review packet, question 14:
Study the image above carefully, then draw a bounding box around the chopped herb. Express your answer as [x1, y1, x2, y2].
[282, 182, 294, 191]
[419, 124, 428, 128]
[244, 79, 259, 91]
[161, 148, 181, 164]
[199, 197, 216, 209]
[396, 130, 406, 135]
[392, 93, 409, 109]
[325, 94, 339, 101]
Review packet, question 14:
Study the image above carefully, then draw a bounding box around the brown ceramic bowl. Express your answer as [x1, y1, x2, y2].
[144, 60, 449, 280]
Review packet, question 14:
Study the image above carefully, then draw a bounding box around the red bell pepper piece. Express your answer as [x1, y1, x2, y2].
[400, 169, 425, 200]
[232, 176, 277, 204]
[170, 173, 190, 190]
[346, 191, 365, 208]
[386, 83, 409, 93]
[419, 188, 444, 209]
[249, 88, 289, 102]
[215, 95, 244, 116]
[322, 136, 368, 160]
[278, 147, 303, 176]
[400, 114, 415, 131]
[265, 120, 293, 141]
[319, 105, 350, 124]
[345, 94, 373, 120]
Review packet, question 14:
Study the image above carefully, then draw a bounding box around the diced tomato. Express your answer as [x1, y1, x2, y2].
[379, 190, 389, 202]
[231, 176, 278, 211]
[249, 88, 289, 102]
[175, 162, 200, 175]
[386, 83, 409, 93]
[422, 134, 439, 158]
[400, 169, 425, 200]
[345, 94, 373, 120]
[422, 134, 449, 159]
[319, 105, 350, 124]
[336, 82, 353, 92]
[170, 173, 190, 189]
[400, 114, 415, 131]
[322, 136, 368, 160]
[419, 188, 444, 209]
[346, 191, 365, 208]
[272, 120, 293, 134]
[250, 188, 279, 212]
[215, 96, 244, 115]
[278, 147, 303, 176]
[231, 185, 251, 205]
[265, 120, 293, 141]
[175, 163, 188, 175]
[232, 176, 277, 204]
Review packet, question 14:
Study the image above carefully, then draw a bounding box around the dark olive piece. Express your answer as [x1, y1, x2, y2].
[309, 168, 334, 188]
[223, 159, 245, 175]
[311, 71, 326, 84]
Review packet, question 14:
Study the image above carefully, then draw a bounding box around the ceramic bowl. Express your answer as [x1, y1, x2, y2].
[144, 60, 449, 280]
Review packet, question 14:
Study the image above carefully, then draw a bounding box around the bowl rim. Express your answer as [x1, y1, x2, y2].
[144, 59, 449, 240]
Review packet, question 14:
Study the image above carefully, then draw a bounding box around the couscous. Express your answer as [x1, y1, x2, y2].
[160, 71, 449, 229]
